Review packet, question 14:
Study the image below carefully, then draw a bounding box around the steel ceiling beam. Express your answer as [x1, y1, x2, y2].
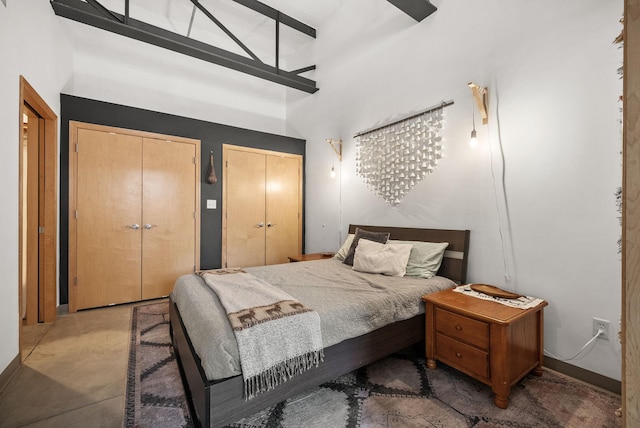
[189, 0, 262, 63]
[85, 0, 122, 22]
[50, 0, 318, 93]
[230, 0, 316, 38]
[386, 0, 437, 22]
[290, 65, 316, 75]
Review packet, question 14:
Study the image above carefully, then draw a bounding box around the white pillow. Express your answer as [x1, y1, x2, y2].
[389, 240, 449, 278]
[352, 239, 413, 277]
[333, 234, 355, 261]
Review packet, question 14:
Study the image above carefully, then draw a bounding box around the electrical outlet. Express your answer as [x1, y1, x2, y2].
[592, 317, 610, 341]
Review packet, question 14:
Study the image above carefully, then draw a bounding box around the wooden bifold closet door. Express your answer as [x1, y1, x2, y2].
[222, 145, 302, 268]
[69, 122, 200, 311]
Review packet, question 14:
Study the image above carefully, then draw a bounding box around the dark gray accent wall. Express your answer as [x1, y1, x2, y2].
[59, 94, 305, 305]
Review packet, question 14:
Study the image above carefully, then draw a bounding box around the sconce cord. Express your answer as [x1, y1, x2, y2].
[472, 105, 476, 131]
[487, 89, 513, 291]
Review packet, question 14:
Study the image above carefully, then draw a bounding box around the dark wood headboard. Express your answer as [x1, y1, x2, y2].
[348, 225, 470, 284]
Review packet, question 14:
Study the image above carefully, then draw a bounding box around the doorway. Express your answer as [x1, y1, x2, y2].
[18, 77, 58, 359]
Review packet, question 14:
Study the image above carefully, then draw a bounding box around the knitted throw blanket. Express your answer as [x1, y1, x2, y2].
[197, 268, 324, 399]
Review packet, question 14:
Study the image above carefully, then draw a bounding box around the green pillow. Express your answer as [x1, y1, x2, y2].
[390, 240, 449, 278]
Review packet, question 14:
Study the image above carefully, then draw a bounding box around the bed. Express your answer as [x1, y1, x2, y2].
[169, 225, 470, 428]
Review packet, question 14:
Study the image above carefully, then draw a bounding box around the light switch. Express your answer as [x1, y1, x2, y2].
[206, 199, 216, 209]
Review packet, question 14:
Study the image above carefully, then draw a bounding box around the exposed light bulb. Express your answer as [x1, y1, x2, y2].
[330, 165, 336, 178]
[469, 102, 479, 149]
[469, 128, 478, 149]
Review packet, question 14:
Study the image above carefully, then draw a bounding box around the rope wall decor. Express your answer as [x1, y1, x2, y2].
[355, 100, 453, 206]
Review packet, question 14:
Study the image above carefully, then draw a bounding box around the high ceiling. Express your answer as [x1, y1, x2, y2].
[93, 0, 345, 35]
[61, 0, 346, 61]
[51, 0, 432, 92]
[53, 0, 349, 93]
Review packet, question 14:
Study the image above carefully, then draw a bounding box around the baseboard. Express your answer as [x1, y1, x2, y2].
[544, 357, 621, 395]
[0, 354, 20, 395]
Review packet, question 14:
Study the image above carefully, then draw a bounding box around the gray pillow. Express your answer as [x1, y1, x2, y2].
[343, 228, 390, 266]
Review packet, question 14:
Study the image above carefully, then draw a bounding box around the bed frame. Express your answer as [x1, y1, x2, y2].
[170, 225, 470, 428]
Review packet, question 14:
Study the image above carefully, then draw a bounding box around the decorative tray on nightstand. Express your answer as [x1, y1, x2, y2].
[469, 284, 522, 299]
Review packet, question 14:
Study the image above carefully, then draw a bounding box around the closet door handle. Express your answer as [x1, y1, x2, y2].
[126, 224, 140, 230]
[267, 223, 276, 227]
[144, 224, 157, 230]
[256, 222, 265, 228]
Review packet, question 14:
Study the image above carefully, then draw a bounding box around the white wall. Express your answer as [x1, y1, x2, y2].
[0, 1, 74, 377]
[288, 0, 623, 380]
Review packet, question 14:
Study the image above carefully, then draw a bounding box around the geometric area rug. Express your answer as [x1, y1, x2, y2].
[125, 301, 622, 428]
[124, 301, 193, 428]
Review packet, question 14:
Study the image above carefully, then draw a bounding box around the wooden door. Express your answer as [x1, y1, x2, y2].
[75, 129, 143, 310]
[70, 122, 201, 311]
[141, 137, 198, 299]
[21, 105, 40, 324]
[18, 76, 58, 349]
[265, 155, 302, 265]
[223, 145, 302, 268]
[223, 146, 267, 268]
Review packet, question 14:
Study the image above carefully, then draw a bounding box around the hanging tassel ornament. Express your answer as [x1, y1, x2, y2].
[206, 150, 217, 184]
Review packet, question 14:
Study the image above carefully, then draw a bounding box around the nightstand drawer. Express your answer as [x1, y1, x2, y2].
[435, 307, 489, 349]
[436, 332, 489, 380]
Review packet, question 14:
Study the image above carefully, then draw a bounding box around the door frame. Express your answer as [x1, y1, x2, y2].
[623, 0, 639, 425]
[18, 76, 58, 331]
[68, 121, 201, 312]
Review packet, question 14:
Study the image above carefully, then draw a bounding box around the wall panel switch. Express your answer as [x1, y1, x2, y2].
[206, 199, 216, 209]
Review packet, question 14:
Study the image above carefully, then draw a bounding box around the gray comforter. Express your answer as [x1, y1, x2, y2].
[171, 258, 455, 381]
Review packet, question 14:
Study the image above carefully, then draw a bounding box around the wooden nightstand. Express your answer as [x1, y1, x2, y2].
[287, 252, 334, 262]
[422, 287, 547, 409]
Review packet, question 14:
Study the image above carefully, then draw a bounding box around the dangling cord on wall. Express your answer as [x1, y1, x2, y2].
[486, 85, 515, 291]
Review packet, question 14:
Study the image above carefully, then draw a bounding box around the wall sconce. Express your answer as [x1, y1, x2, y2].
[468, 82, 488, 149]
[327, 139, 342, 178]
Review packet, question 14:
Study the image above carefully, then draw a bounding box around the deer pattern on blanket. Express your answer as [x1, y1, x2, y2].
[229, 300, 313, 331]
[195, 267, 323, 398]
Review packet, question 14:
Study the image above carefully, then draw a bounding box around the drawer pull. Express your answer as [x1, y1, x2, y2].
[456, 352, 462, 358]
[455, 325, 463, 331]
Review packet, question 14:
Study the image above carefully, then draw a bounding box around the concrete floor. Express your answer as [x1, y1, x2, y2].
[0, 303, 140, 428]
